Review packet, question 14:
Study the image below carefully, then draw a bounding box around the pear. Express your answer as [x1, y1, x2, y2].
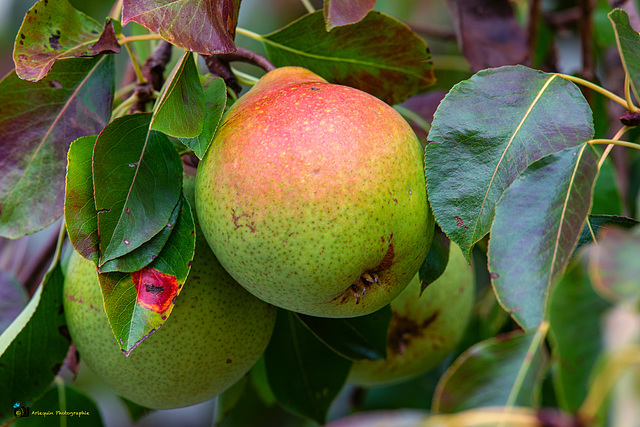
[196, 67, 433, 318]
[349, 243, 474, 386]
[63, 172, 276, 409]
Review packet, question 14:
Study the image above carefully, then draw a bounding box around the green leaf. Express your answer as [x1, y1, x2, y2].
[489, 144, 599, 331]
[591, 156, 623, 215]
[264, 309, 352, 424]
[418, 224, 450, 294]
[588, 225, 640, 302]
[216, 375, 249, 424]
[93, 113, 182, 265]
[296, 305, 392, 361]
[65, 136, 99, 264]
[13, 382, 104, 427]
[98, 199, 181, 273]
[14, 0, 120, 81]
[548, 253, 610, 412]
[609, 9, 640, 99]
[575, 214, 638, 254]
[323, 0, 376, 30]
[432, 330, 548, 413]
[0, 55, 115, 239]
[0, 263, 69, 424]
[179, 76, 227, 159]
[262, 11, 435, 105]
[98, 195, 195, 355]
[150, 51, 205, 139]
[0, 272, 28, 334]
[122, 0, 241, 55]
[426, 65, 594, 261]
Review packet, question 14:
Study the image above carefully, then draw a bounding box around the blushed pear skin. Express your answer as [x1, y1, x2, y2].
[196, 66, 434, 318]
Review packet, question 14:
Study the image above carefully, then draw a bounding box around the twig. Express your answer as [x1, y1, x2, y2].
[130, 41, 173, 113]
[578, 0, 595, 86]
[527, 0, 541, 66]
[408, 23, 457, 41]
[204, 48, 275, 94]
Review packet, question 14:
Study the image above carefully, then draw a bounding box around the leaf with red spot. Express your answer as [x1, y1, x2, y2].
[0, 55, 114, 239]
[261, 11, 435, 105]
[14, 0, 120, 82]
[93, 113, 183, 265]
[323, 0, 376, 31]
[122, 0, 241, 55]
[98, 195, 195, 355]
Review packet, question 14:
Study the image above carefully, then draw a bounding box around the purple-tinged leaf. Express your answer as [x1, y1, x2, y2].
[150, 51, 205, 139]
[488, 144, 599, 331]
[0, 55, 115, 239]
[548, 253, 610, 412]
[432, 330, 548, 413]
[65, 136, 99, 264]
[609, 9, 640, 97]
[93, 113, 182, 265]
[179, 76, 227, 159]
[426, 66, 594, 262]
[445, 0, 528, 72]
[574, 214, 638, 256]
[0, 272, 28, 334]
[122, 0, 241, 55]
[14, 0, 120, 82]
[0, 263, 69, 425]
[99, 195, 195, 355]
[324, 0, 376, 31]
[262, 11, 435, 105]
[588, 225, 640, 302]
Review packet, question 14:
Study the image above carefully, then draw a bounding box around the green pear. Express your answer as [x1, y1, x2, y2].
[348, 243, 474, 386]
[195, 66, 433, 318]
[63, 172, 276, 409]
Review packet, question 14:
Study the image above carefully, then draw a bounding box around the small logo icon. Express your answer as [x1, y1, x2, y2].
[13, 402, 30, 418]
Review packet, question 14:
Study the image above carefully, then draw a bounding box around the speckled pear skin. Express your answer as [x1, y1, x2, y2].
[63, 174, 276, 409]
[348, 244, 474, 386]
[195, 66, 433, 318]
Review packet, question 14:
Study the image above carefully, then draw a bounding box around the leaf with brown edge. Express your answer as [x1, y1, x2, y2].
[0, 55, 114, 239]
[14, 0, 120, 82]
[99, 195, 195, 355]
[324, 0, 376, 31]
[262, 11, 434, 105]
[65, 135, 99, 264]
[122, 0, 241, 55]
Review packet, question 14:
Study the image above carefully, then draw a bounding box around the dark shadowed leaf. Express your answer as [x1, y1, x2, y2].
[445, 0, 528, 72]
[216, 375, 249, 424]
[574, 214, 638, 255]
[0, 263, 69, 425]
[65, 136, 99, 264]
[14, 0, 119, 81]
[93, 113, 182, 265]
[488, 144, 599, 331]
[548, 253, 610, 412]
[324, 410, 429, 427]
[13, 383, 104, 427]
[419, 224, 450, 294]
[0, 272, 28, 334]
[122, 0, 241, 55]
[432, 330, 548, 413]
[0, 56, 114, 239]
[98, 195, 195, 355]
[99, 199, 181, 273]
[324, 0, 376, 30]
[179, 76, 227, 159]
[265, 309, 352, 424]
[426, 66, 594, 262]
[588, 226, 640, 302]
[609, 9, 640, 96]
[262, 11, 434, 105]
[296, 305, 392, 361]
[150, 51, 205, 139]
